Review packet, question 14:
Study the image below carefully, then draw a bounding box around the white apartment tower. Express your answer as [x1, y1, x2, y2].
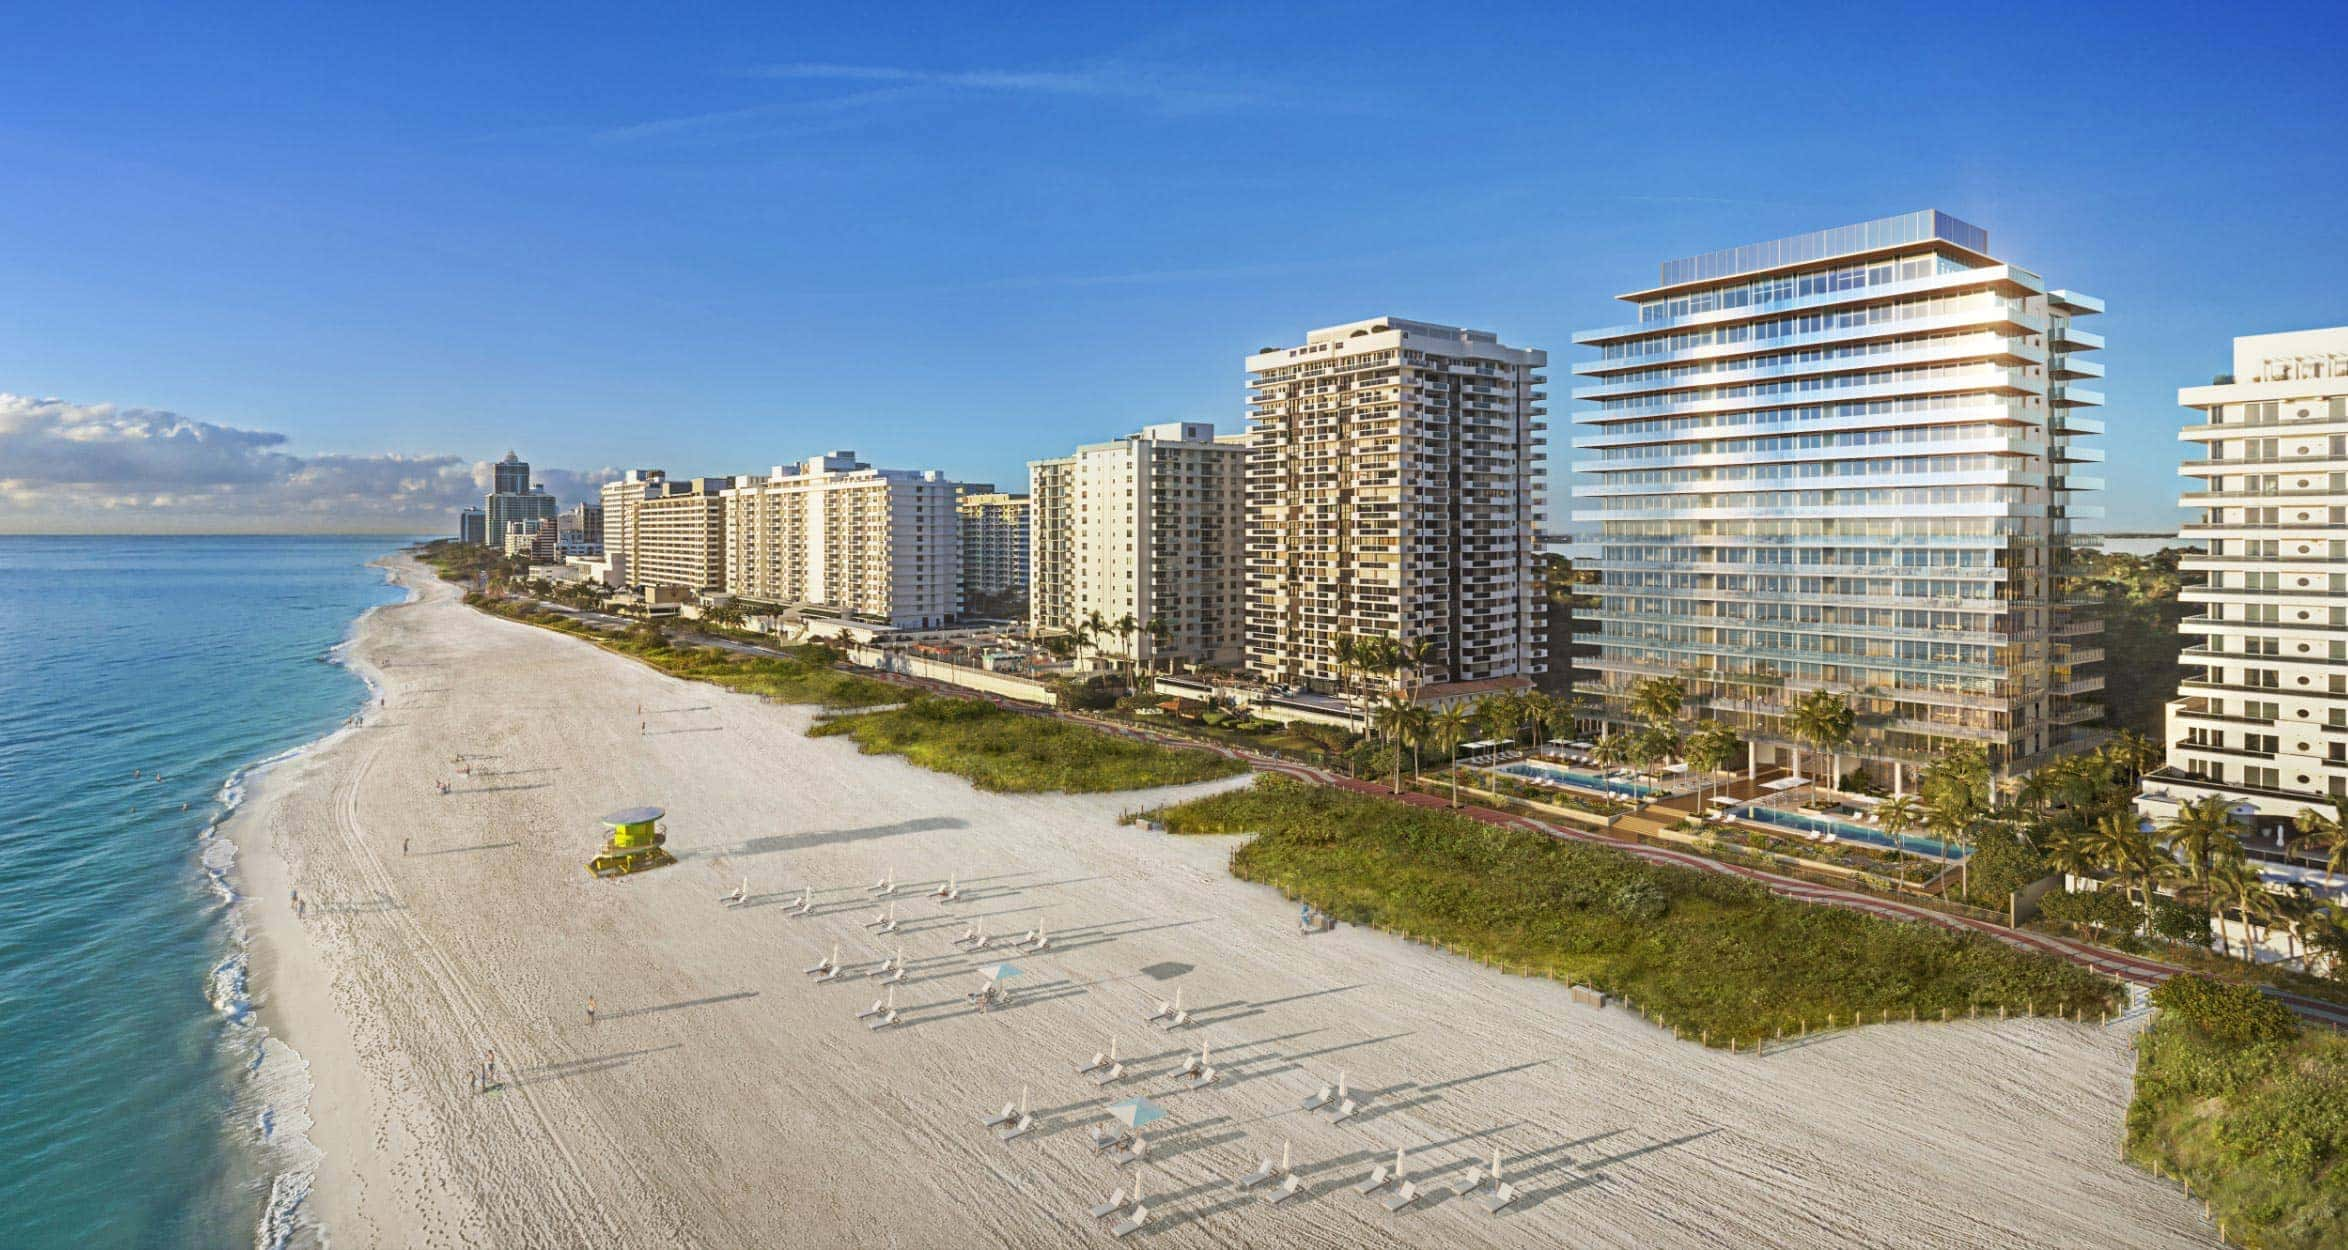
[1028, 422, 1248, 668]
[632, 477, 732, 592]
[1244, 318, 1548, 693]
[2140, 326, 2348, 881]
[599, 468, 673, 582]
[722, 452, 961, 629]
[956, 490, 1032, 610]
[1573, 210, 2106, 787]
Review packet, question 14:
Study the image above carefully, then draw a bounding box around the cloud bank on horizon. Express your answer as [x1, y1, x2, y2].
[0, 393, 616, 534]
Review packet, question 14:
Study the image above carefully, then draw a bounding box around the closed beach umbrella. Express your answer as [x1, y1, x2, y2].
[1106, 1096, 1167, 1130]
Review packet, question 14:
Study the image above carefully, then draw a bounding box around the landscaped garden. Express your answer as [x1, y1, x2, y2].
[1140, 774, 2120, 1047]
[810, 695, 1246, 794]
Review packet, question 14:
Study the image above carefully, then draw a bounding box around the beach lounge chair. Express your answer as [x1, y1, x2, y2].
[782, 889, 812, 917]
[1236, 1158, 1278, 1191]
[996, 1112, 1034, 1141]
[1026, 927, 1050, 952]
[1109, 1138, 1150, 1167]
[1327, 1097, 1361, 1123]
[1176, 1051, 1203, 1079]
[1110, 1204, 1150, 1238]
[1143, 995, 1174, 1024]
[868, 870, 894, 897]
[982, 1102, 1018, 1129]
[1263, 1173, 1301, 1204]
[1480, 1181, 1520, 1214]
[1382, 1180, 1421, 1213]
[1300, 1083, 1334, 1112]
[1180, 1066, 1218, 1091]
[1088, 1188, 1129, 1220]
[866, 1004, 899, 1029]
[1438, 1167, 1484, 1203]
[1091, 1060, 1127, 1087]
[1087, 1125, 1131, 1154]
[1352, 1165, 1393, 1196]
[1077, 1040, 1117, 1075]
[931, 875, 961, 902]
[813, 962, 842, 984]
[855, 995, 888, 1020]
[803, 944, 839, 977]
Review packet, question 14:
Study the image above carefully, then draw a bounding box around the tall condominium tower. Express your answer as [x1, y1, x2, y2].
[492, 450, 531, 495]
[1029, 422, 1248, 667]
[1573, 211, 2106, 789]
[2139, 326, 2348, 888]
[956, 490, 1031, 612]
[1244, 318, 1548, 694]
[599, 468, 673, 579]
[721, 452, 961, 629]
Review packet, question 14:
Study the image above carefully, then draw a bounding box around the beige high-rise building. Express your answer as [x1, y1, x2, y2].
[721, 452, 960, 629]
[633, 477, 732, 592]
[1028, 422, 1248, 668]
[1245, 318, 1549, 693]
[956, 490, 1031, 612]
[2140, 326, 2348, 891]
[599, 468, 672, 582]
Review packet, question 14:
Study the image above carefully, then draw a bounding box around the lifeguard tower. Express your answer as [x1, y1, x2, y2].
[589, 806, 676, 877]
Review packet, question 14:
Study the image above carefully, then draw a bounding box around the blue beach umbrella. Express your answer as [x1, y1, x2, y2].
[1106, 1096, 1168, 1130]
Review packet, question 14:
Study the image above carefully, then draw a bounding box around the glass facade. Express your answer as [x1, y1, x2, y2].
[1573, 212, 2105, 784]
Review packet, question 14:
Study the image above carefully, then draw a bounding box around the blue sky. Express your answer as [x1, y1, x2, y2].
[3, 1, 2342, 531]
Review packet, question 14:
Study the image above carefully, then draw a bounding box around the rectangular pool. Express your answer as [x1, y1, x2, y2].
[1731, 804, 1967, 861]
[1495, 761, 1654, 799]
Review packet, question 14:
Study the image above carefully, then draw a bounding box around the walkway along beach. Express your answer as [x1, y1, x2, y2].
[229, 554, 2217, 1247]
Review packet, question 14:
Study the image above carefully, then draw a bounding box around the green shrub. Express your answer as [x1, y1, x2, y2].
[1144, 776, 2117, 1046]
[811, 695, 1245, 793]
[2152, 975, 2301, 1047]
[2040, 887, 2141, 936]
[2148, 897, 2209, 945]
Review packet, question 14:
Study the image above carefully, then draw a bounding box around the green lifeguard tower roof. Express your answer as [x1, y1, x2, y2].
[602, 806, 665, 826]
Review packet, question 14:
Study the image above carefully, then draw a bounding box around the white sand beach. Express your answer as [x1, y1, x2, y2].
[229, 555, 2214, 1249]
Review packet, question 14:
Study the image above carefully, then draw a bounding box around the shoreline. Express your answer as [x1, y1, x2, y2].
[226, 552, 2214, 1248]
[227, 555, 426, 1249]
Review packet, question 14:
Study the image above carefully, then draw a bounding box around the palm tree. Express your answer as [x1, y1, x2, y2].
[1370, 695, 1413, 793]
[2208, 855, 2274, 959]
[1145, 616, 1172, 675]
[1399, 637, 1437, 698]
[1331, 634, 1358, 706]
[1683, 720, 1740, 809]
[1476, 695, 1517, 756]
[2106, 729, 2161, 783]
[1787, 689, 1854, 788]
[1629, 677, 1686, 733]
[1430, 705, 1471, 807]
[2291, 799, 2348, 892]
[1399, 702, 1432, 782]
[1588, 730, 1628, 778]
[1112, 614, 1139, 685]
[1877, 794, 1924, 884]
[2164, 796, 2244, 937]
[2087, 811, 2162, 934]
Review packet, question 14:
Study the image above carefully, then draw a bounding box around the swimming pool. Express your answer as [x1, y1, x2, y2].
[1731, 804, 1967, 861]
[1495, 761, 1655, 798]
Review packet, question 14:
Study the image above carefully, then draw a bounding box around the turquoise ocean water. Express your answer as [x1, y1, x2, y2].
[0, 535, 407, 1249]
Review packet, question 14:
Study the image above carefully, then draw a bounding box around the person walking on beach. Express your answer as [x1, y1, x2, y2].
[586, 996, 597, 1026]
[403, 836, 411, 855]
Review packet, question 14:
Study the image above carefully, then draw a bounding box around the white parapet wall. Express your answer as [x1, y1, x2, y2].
[846, 646, 1057, 707]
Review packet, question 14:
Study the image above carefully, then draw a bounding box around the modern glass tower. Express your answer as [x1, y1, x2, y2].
[1572, 211, 2105, 790]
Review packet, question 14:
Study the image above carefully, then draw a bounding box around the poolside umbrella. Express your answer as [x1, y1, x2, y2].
[979, 962, 1025, 983]
[1106, 1096, 1168, 1131]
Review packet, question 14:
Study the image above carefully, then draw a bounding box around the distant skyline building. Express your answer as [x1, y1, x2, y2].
[955, 489, 1031, 613]
[1573, 210, 2105, 788]
[564, 501, 604, 546]
[457, 506, 485, 546]
[1029, 422, 1248, 668]
[2139, 325, 2348, 891]
[720, 452, 961, 629]
[1245, 318, 1548, 695]
[492, 450, 531, 495]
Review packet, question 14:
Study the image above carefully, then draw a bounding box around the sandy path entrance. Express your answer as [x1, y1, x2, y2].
[233, 557, 2211, 1249]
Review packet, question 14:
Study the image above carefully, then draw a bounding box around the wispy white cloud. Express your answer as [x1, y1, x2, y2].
[594, 57, 1269, 143]
[0, 394, 616, 534]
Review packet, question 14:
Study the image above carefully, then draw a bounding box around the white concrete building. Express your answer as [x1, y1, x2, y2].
[721, 452, 961, 629]
[2140, 326, 2348, 892]
[599, 469, 672, 578]
[1029, 422, 1248, 668]
[1245, 318, 1548, 694]
[1573, 211, 2105, 788]
[956, 490, 1031, 611]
